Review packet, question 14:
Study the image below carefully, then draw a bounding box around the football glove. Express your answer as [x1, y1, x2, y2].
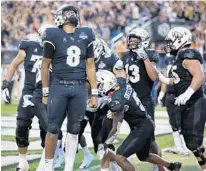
[175, 87, 194, 106]
[2, 80, 10, 103]
[135, 48, 148, 61]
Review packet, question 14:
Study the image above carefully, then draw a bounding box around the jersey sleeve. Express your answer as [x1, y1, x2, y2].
[109, 54, 119, 69]
[86, 28, 95, 58]
[146, 49, 159, 63]
[179, 49, 203, 64]
[18, 40, 30, 51]
[42, 28, 56, 50]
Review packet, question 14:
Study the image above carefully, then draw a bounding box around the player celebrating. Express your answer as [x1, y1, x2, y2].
[1, 33, 47, 171]
[41, 4, 98, 171]
[95, 70, 182, 171]
[79, 38, 118, 169]
[160, 26, 206, 171]
[121, 28, 161, 170]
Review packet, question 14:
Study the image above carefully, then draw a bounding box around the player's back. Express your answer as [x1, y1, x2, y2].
[169, 48, 204, 101]
[111, 77, 149, 128]
[43, 27, 94, 81]
[122, 51, 153, 98]
[19, 40, 43, 95]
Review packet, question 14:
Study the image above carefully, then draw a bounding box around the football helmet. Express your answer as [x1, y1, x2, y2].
[96, 70, 117, 96]
[164, 27, 192, 54]
[54, 4, 79, 27]
[93, 38, 112, 61]
[127, 28, 150, 50]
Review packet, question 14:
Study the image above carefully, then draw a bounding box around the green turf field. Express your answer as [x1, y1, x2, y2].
[1, 103, 205, 171]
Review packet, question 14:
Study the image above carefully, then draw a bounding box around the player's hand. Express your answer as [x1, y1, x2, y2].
[106, 110, 115, 119]
[174, 87, 194, 106]
[157, 91, 165, 105]
[2, 80, 10, 103]
[87, 96, 98, 112]
[97, 144, 108, 160]
[42, 96, 48, 104]
[136, 48, 148, 61]
[22, 95, 34, 108]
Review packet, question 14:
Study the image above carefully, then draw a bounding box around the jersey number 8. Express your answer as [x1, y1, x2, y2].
[67, 46, 81, 67]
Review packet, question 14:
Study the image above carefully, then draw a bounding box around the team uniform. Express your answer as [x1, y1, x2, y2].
[15, 40, 47, 149]
[122, 49, 158, 121]
[43, 26, 95, 135]
[164, 55, 178, 131]
[168, 49, 206, 151]
[79, 51, 118, 152]
[106, 77, 154, 160]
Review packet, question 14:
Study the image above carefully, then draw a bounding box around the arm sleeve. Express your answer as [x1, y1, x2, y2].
[43, 42, 55, 59]
[86, 28, 95, 58]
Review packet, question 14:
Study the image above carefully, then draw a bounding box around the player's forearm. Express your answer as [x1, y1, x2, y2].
[5, 64, 17, 81]
[41, 59, 50, 88]
[143, 59, 158, 81]
[189, 72, 205, 92]
[105, 122, 122, 144]
[87, 61, 97, 90]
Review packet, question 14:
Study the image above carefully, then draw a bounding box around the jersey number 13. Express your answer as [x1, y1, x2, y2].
[125, 64, 140, 83]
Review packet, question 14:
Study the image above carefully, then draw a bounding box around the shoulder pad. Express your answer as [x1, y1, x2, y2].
[42, 28, 58, 44]
[78, 27, 95, 43]
[145, 49, 159, 63]
[179, 49, 203, 64]
[18, 40, 31, 51]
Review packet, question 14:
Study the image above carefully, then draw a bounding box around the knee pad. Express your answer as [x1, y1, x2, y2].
[67, 121, 81, 134]
[184, 136, 203, 151]
[16, 127, 30, 148]
[47, 123, 59, 134]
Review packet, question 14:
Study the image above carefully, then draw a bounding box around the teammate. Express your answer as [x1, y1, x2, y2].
[121, 28, 161, 170]
[41, 4, 98, 171]
[1, 33, 47, 171]
[160, 26, 206, 171]
[95, 70, 182, 171]
[158, 54, 189, 156]
[79, 38, 118, 169]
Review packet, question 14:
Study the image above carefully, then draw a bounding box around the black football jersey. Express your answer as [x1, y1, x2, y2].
[43, 27, 95, 81]
[19, 40, 43, 95]
[107, 78, 148, 129]
[169, 49, 204, 100]
[122, 51, 154, 98]
[95, 52, 118, 72]
[165, 55, 176, 93]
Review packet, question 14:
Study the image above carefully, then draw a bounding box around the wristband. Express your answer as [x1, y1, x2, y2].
[91, 89, 98, 96]
[185, 87, 195, 97]
[42, 87, 49, 97]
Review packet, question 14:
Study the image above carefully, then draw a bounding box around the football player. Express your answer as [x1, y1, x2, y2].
[158, 53, 189, 156]
[121, 28, 161, 171]
[1, 33, 47, 171]
[161, 26, 206, 171]
[95, 70, 182, 171]
[79, 38, 118, 169]
[41, 4, 98, 171]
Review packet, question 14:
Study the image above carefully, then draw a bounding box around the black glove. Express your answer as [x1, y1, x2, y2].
[2, 80, 11, 103]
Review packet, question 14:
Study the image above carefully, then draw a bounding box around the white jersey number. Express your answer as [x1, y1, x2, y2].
[67, 46, 81, 67]
[31, 55, 42, 73]
[125, 64, 140, 83]
[171, 65, 180, 84]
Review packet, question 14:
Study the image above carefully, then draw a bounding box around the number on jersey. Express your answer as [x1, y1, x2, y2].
[125, 64, 140, 83]
[171, 65, 180, 84]
[67, 46, 81, 67]
[31, 55, 42, 73]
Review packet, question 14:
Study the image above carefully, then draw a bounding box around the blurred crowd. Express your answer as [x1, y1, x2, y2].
[1, 1, 206, 56]
[1, 1, 159, 48]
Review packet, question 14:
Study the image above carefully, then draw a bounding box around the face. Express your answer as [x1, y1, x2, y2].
[128, 36, 141, 50]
